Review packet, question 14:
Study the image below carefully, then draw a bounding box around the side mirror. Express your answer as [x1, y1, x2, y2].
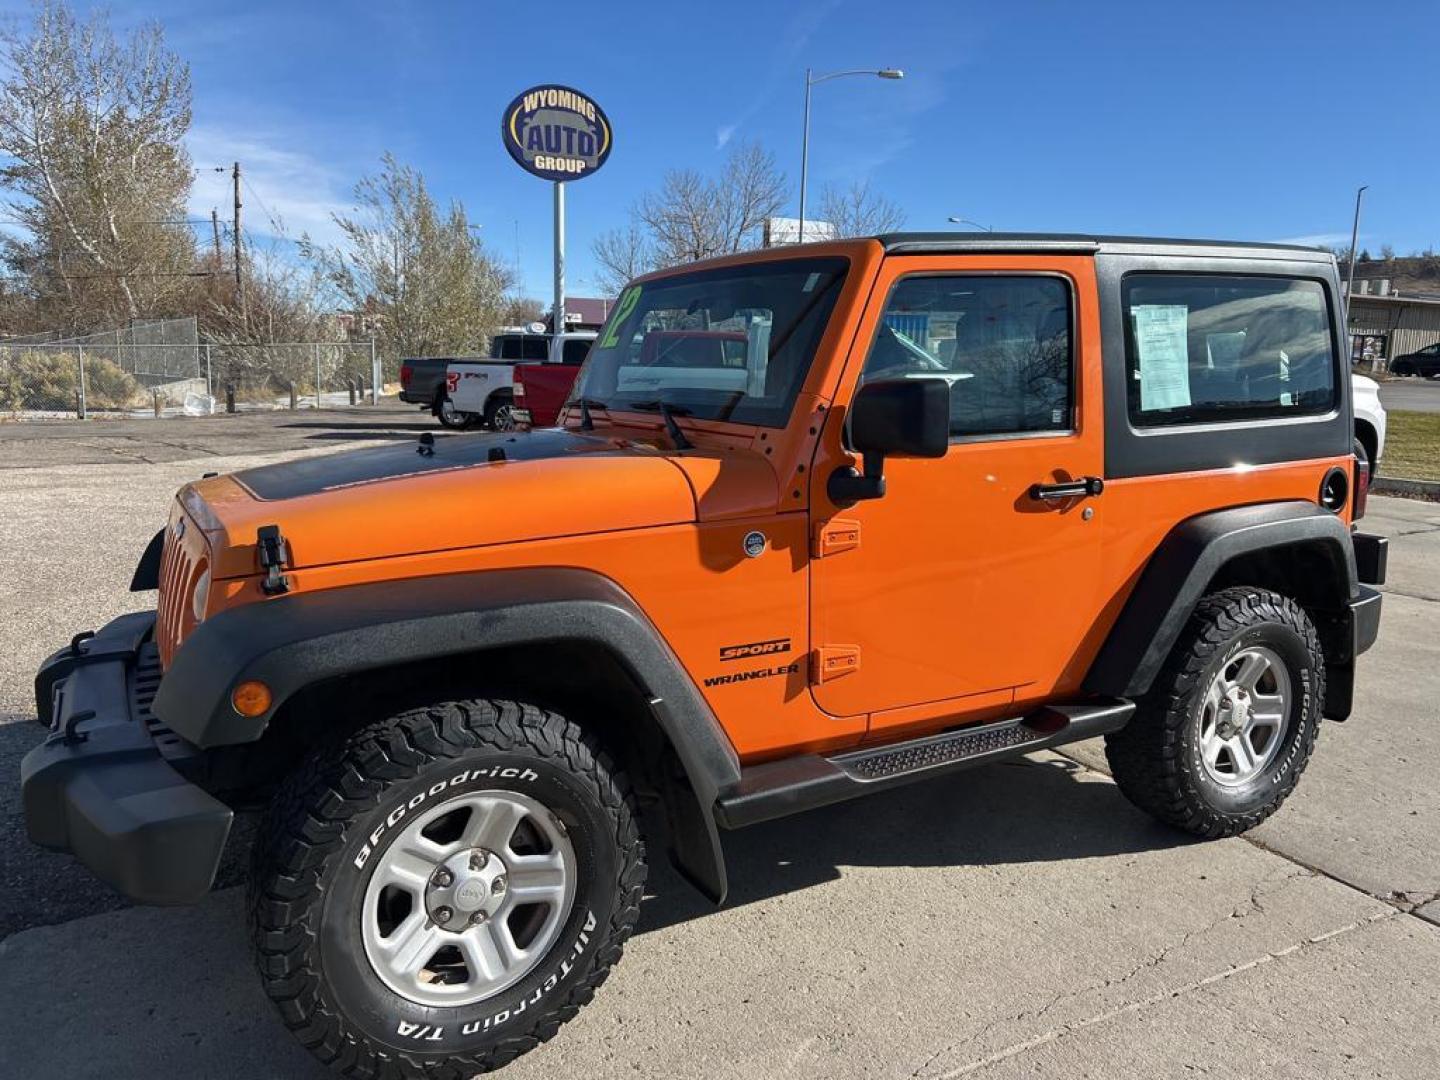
[829, 377, 949, 504]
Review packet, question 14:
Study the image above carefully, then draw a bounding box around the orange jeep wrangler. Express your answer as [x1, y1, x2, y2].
[22, 234, 1386, 1076]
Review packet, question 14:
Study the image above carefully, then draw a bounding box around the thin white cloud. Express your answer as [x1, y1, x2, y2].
[1271, 232, 1354, 247]
[187, 125, 354, 249]
[714, 0, 842, 149]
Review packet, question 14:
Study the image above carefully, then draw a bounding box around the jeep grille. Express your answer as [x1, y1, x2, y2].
[156, 499, 207, 668]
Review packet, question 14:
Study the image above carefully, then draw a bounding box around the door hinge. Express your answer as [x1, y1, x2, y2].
[812, 645, 861, 683]
[812, 518, 861, 559]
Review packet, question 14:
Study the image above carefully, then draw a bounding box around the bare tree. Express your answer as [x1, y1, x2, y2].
[0, 1, 196, 330]
[590, 222, 655, 296]
[626, 139, 787, 269]
[711, 141, 788, 251]
[500, 294, 545, 327]
[820, 179, 905, 238]
[305, 154, 512, 375]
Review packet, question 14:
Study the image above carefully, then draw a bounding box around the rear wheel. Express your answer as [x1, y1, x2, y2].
[1105, 587, 1324, 838]
[435, 393, 473, 429]
[250, 699, 645, 1077]
[484, 393, 517, 432]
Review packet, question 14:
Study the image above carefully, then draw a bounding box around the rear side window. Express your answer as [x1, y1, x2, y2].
[562, 338, 591, 365]
[1122, 275, 1336, 426]
[859, 275, 1072, 438]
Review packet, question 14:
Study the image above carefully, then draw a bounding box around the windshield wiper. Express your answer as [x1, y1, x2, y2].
[630, 399, 694, 451]
[567, 396, 608, 431]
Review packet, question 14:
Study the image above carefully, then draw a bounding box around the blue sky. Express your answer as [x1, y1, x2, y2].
[20, 0, 1440, 300]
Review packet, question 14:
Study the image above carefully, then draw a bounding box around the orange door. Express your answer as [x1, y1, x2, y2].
[810, 255, 1107, 734]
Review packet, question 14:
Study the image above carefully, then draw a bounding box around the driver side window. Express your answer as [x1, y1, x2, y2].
[859, 275, 1073, 438]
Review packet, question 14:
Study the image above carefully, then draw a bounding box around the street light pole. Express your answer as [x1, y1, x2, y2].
[798, 67, 903, 243]
[799, 69, 812, 244]
[1345, 184, 1368, 309]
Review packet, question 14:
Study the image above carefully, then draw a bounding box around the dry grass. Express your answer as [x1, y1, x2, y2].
[1382, 411, 1440, 481]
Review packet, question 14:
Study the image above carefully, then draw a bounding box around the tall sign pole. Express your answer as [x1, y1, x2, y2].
[554, 181, 565, 339]
[502, 85, 612, 348]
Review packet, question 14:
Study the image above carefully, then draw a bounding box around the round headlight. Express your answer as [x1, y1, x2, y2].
[192, 565, 211, 622]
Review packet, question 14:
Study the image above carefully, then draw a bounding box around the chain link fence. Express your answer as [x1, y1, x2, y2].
[0, 316, 380, 419]
[209, 342, 380, 412]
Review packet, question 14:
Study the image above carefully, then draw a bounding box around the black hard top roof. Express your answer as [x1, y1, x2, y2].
[876, 232, 1334, 262]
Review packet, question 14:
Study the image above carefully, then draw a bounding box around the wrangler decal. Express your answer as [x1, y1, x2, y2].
[704, 662, 799, 687]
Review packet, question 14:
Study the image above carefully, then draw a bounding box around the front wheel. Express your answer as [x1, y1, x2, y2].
[1104, 587, 1324, 838]
[250, 699, 646, 1077]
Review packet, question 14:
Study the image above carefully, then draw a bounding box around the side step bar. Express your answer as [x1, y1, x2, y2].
[715, 699, 1134, 829]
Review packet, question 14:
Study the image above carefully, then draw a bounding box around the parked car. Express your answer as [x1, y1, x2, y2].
[445, 330, 595, 430]
[1351, 373, 1387, 473]
[22, 233, 1385, 1078]
[1390, 341, 1440, 378]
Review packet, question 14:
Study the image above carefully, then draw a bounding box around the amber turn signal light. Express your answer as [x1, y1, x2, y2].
[231, 680, 272, 717]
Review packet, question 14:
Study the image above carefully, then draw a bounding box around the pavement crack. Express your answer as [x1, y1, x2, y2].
[932, 910, 1398, 1078]
[909, 868, 1310, 1078]
[1381, 586, 1440, 605]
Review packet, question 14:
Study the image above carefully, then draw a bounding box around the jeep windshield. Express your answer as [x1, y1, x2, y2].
[574, 256, 848, 427]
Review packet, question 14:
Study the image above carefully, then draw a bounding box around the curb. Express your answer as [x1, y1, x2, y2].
[1373, 475, 1440, 501]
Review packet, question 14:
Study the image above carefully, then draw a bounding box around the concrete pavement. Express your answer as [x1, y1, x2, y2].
[1, 423, 1437, 1078]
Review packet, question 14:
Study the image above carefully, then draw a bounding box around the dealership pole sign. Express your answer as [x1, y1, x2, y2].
[501, 85, 612, 182]
[501, 84, 612, 350]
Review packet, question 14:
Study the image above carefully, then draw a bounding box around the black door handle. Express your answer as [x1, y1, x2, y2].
[1029, 476, 1104, 501]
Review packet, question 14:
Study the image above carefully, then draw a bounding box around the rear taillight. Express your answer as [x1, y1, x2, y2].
[513, 380, 526, 399]
[1353, 446, 1371, 521]
[400, 363, 413, 386]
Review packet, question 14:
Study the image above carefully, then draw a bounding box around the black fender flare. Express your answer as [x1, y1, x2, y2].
[153, 568, 741, 902]
[129, 527, 165, 591]
[1084, 500, 1358, 699]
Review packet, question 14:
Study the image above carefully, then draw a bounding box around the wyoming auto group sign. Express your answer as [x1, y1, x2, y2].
[501, 85, 612, 182]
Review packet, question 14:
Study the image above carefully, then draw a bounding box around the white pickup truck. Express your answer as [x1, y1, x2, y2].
[441, 327, 596, 430]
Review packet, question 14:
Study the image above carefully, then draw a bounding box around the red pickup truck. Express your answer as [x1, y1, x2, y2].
[513, 329, 749, 427]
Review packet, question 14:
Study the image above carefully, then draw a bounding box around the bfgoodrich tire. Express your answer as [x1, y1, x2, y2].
[249, 699, 646, 1078]
[1104, 587, 1324, 838]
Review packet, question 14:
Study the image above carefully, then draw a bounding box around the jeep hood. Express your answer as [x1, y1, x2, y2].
[183, 428, 707, 578]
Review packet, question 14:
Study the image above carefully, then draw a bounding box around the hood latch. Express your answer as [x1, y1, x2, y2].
[257, 524, 292, 596]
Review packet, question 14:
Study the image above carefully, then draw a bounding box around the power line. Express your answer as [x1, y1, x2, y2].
[240, 175, 284, 235]
[0, 216, 212, 226]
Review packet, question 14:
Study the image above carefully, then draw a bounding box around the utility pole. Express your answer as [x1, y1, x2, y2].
[232, 162, 246, 318]
[211, 209, 223, 263]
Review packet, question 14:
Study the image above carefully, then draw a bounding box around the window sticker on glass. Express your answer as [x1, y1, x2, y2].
[802, 272, 820, 293]
[1132, 304, 1191, 411]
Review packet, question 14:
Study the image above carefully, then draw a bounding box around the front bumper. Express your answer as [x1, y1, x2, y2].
[20, 611, 232, 904]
